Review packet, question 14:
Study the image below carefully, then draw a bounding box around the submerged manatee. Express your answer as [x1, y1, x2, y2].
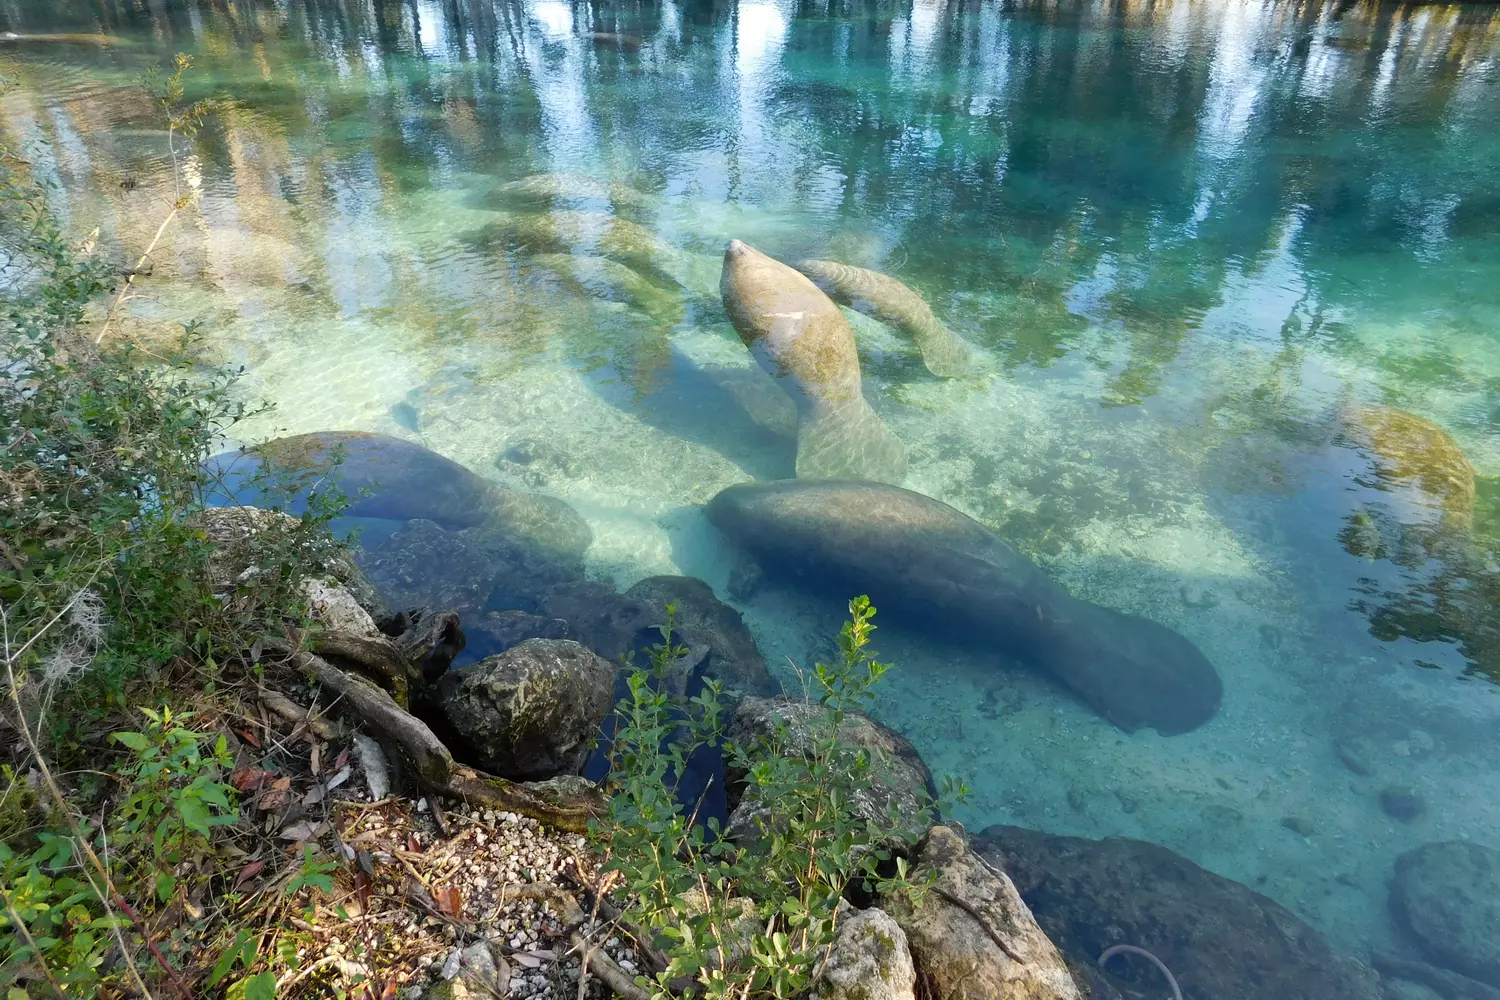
[531, 253, 683, 328]
[488, 173, 652, 214]
[720, 240, 907, 485]
[707, 479, 1222, 735]
[793, 259, 971, 378]
[488, 210, 679, 285]
[208, 431, 591, 560]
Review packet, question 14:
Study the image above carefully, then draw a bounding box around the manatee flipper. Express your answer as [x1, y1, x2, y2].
[794, 259, 972, 379]
[908, 319, 972, 379]
[795, 400, 907, 485]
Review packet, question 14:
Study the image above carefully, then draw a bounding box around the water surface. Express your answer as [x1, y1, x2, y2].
[4, 0, 1500, 964]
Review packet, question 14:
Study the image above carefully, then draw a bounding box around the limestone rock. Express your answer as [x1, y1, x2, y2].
[434, 639, 613, 779]
[303, 577, 382, 638]
[879, 826, 1081, 1000]
[814, 907, 916, 1000]
[725, 696, 935, 848]
[1391, 841, 1500, 988]
[980, 825, 1382, 1000]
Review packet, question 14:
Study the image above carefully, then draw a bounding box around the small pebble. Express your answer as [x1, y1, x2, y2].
[1381, 786, 1425, 823]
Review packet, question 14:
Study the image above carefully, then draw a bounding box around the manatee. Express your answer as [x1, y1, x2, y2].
[793, 259, 971, 378]
[720, 240, 907, 485]
[488, 173, 651, 214]
[706, 479, 1222, 735]
[1340, 402, 1476, 528]
[531, 253, 683, 328]
[585, 31, 643, 51]
[206, 431, 591, 560]
[485, 210, 678, 283]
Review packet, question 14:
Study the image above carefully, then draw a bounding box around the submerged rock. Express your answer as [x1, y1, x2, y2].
[434, 638, 613, 779]
[707, 479, 1222, 736]
[359, 519, 501, 622]
[879, 826, 1082, 1000]
[623, 575, 776, 696]
[978, 826, 1383, 1000]
[462, 610, 577, 663]
[1391, 841, 1500, 989]
[724, 696, 935, 847]
[813, 907, 917, 1000]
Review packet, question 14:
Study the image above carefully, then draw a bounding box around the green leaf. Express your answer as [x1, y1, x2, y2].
[241, 970, 277, 1000]
[110, 731, 149, 751]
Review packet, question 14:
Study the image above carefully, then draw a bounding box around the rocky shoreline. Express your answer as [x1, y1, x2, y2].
[210, 432, 1499, 1000]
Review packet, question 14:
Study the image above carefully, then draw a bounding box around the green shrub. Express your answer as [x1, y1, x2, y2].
[596, 597, 953, 999]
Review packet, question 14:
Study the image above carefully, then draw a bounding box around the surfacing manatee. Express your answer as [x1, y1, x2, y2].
[793, 259, 971, 378]
[720, 240, 907, 485]
[707, 479, 1222, 735]
[206, 431, 591, 560]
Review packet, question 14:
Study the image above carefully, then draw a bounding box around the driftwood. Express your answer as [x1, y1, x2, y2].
[258, 689, 339, 740]
[445, 765, 606, 834]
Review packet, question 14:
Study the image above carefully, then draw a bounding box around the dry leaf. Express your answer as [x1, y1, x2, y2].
[433, 885, 463, 919]
[332, 745, 351, 773]
[233, 860, 266, 888]
[325, 765, 352, 791]
[240, 728, 262, 748]
[309, 741, 321, 775]
[406, 833, 422, 853]
[279, 819, 329, 842]
[303, 784, 327, 807]
[510, 952, 543, 969]
[258, 776, 293, 811]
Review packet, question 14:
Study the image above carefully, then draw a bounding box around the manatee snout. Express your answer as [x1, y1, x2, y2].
[724, 238, 751, 259]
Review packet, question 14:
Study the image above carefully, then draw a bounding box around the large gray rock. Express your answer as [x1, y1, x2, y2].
[706, 479, 1221, 736]
[725, 696, 935, 847]
[814, 907, 916, 1000]
[434, 639, 613, 779]
[359, 518, 499, 621]
[359, 517, 584, 623]
[624, 575, 776, 696]
[979, 826, 1383, 1000]
[1392, 841, 1500, 989]
[879, 826, 1081, 1000]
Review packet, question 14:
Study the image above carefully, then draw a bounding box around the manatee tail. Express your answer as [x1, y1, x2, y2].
[795, 398, 907, 485]
[912, 321, 973, 379]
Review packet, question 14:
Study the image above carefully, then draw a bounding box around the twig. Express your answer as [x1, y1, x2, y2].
[96, 205, 180, 345]
[113, 893, 195, 999]
[3, 896, 67, 996]
[932, 886, 1024, 964]
[2, 633, 157, 1000]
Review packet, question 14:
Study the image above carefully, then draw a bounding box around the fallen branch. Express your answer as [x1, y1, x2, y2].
[258, 688, 339, 740]
[933, 886, 1024, 964]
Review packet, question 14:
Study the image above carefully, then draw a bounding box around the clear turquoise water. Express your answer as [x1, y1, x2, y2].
[5, 0, 1500, 962]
